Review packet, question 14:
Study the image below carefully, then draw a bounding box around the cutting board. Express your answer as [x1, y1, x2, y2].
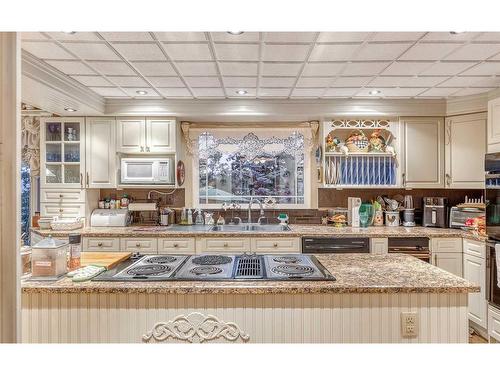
[81, 252, 132, 270]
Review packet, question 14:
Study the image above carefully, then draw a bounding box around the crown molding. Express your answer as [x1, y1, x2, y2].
[21, 51, 105, 116]
[105, 97, 447, 121]
[445, 92, 489, 116]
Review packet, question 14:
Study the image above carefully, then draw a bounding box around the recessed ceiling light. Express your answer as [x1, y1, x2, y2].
[236, 89, 248, 95]
[450, 31, 465, 35]
[136, 90, 148, 95]
[63, 31, 76, 35]
[64, 107, 77, 112]
[227, 31, 244, 35]
[369, 90, 381, 95]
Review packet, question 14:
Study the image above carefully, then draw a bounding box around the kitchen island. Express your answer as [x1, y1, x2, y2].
[21, 254, 478, 343]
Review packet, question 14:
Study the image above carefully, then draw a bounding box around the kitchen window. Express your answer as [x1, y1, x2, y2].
[196, 129, 307, 207]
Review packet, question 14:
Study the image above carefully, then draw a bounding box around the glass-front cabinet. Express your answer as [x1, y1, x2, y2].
[41, 118, 85, 188]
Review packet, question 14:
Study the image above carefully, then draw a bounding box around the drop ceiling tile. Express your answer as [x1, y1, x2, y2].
[163, 43, 213, 60]
[227, 88, 257, 97]
[184, 76, 221, 87]
[302, 62, 345, 76]
[296, 77, 331, 88]
[177, 62, 218, 76]
[89, 87, 129, 97]
[367, 75, 448, 87]
[192, 87, 225, 97]
[154, 32, 207, 42]
[290, 88, 324, 97]
[379, 87, 427, 97]
[260, 77, 296, 87]
[343, 62, 390, 76]
[257, 88, 291, 97]
[100, 32, 153, 41]
[121, 87, 159, 97]
[219, 62, 258, 75]
[323, 87, 359, 97]
[22, 41, 75, 59]
[147, 76, 185, 87]
[354, 43, 412, 61]
[262, 44, 310, 62]
[107, 76, 147, 87]
[309, 44, 360, 61]
[112, 43, 166, 61]
[451, 87, 495, 96]
[417, 87, 460, 97]
[443, 44, 500, 61]
[45, 60, 95, 75]
[399, 43, 460, 60]
[381, 61, 435, 75]
[264, 32, 317, 43]
[370, 32, 425, 42]
[158, 87, 192, 97]
[421, 32, 480, 41]
[317, 32, 371, 42]
[21, 32, 49, 40]
[459, 61, 500, 75]
[474, 33, 500, 42]
[222, 76, 257, 87]
[211, 32, 260, 42]
[88, 61, 136, 75]
[262, 62, 302, 76]
[420, 61, 477, 75]
[70, 75, 114, 86]
[62, 42, 121, 61]
[47, 32, 101, 41]
[214, 44, 259, 61]
[331, 76, 372, 87]
[134, 61, 176, 76]
[438, 76, 500, 87]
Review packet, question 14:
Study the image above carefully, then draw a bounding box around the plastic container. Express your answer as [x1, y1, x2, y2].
[31, 236, 68, 279]
[68, 234, 81, 271]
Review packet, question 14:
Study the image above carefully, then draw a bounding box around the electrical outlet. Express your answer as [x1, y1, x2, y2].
[401, 312, 418, 337]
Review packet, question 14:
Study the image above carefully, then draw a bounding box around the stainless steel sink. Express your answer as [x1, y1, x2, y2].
[210, 224, 291, 232]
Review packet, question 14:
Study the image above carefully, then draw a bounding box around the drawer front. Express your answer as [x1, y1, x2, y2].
[41, 189, 85, 203]
[83, 237, 120, 252]
[463, 239, 486, 258]
[431, 238, 462, 253]
[120, 238, 158, 254]
[252, 237, 301, 253]
[197, 238, 251, 254]
[158, 238, 196, 254]
[41, 203, 85, 218]
[489, 305, 500, 342]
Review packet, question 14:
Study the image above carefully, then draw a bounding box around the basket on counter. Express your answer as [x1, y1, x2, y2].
[50, 217, 84, 231]
[345, 130, 369, 153]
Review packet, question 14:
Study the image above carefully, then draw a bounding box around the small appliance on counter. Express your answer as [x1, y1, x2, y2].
[449, 206, 485, 229]
[90, 209, 132, 227]
[347, 197, 361, 227]
[402, 194, 415, 227]
[422, 197, 448, 228]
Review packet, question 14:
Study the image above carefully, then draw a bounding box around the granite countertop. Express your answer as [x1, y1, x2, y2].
[21, 254, 479, 295]
[32, 224, 487, 241]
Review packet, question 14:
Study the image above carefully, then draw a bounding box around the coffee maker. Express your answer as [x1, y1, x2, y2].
[422, 197, 448, 228]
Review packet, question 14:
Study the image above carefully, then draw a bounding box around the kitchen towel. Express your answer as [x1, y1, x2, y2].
[496, 244, 500, 288]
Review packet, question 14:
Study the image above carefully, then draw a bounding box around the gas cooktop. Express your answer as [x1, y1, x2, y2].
[94, 253, 335, 281]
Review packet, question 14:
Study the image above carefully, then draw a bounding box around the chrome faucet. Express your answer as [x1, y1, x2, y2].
[248, 197, 266, 224]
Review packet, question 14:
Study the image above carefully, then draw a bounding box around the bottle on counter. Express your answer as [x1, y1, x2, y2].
[187, 208, 193, 225]
[109, 198, 116, 209]
[121, 194, 129, 209]
[98, 199, 105, 209]
[68, 233, 81, 271]
[32, 211, 41, 228]
[115, 199, 121, 209]
[180, 208, 187, 224]
[195, 208, 204, 225]
[104, 198, 110, 209]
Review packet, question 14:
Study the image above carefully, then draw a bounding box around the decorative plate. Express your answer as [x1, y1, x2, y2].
[176, 160, 185, 186]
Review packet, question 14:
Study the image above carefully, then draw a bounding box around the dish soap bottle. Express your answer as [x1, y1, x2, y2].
[195, 208, 204, 225]
[187, 208, 193, 225]
[180, 208, 187, 225]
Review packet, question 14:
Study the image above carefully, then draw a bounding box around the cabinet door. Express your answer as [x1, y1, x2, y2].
[116, 117, 145, 153]
[488, 97, 500, 153]
[463, 253, 487, 328]
[433, 252, 463, 277]
[445, 113, 486, 189]
[146, 118, 176, 153]
[85, 117, 116, 188]
[402, 117, 444, 188]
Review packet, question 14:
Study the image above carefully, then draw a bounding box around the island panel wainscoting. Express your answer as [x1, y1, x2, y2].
[21, 254, 478, 343]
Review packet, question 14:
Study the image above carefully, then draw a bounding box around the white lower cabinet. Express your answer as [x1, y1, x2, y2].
[83, 237, 120, 252]
[158, 238, 196, 254]
[120, 238, 158, 254]
[431, 237, 463, 277]
[251, 238, 301, 253]
[370, 238, 388, 255]
[463, 253, 487, 328]
[488, 305, 500, 342]
[196, 238, 252, 254]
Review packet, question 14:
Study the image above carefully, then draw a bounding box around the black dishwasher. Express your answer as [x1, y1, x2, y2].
[302, 237, 370, 253]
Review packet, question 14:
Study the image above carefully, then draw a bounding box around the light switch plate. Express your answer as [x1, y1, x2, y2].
[401, 312, 418, 338]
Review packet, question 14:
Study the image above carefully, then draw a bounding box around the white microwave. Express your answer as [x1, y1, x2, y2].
[120, 157, 174, 185]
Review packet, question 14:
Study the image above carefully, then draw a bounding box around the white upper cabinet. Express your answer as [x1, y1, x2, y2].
[40, 117, 85, 189]
[488, 96, 500, 153]
[444, 113, 486, 189]
[85, 117, 116, 189]
[401, 117, 444, 188]
[117, 117, 176, 154]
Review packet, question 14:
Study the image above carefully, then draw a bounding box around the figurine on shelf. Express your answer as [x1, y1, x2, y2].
[385, 145, 396, 156]
[368, 130, 386, 152]
[339, 144, 349, 155]
[325, 134, 341, 152]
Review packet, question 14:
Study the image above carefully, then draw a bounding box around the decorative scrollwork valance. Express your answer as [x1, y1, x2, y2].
[21, 116, 40, 176]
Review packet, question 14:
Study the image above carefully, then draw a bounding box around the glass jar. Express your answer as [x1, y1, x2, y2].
[68, 234, 81, 271]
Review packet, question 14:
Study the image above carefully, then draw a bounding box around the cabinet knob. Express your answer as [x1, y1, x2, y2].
[59, 208, 63, 213]
[140, 146, 144, 152]
[136, 243, 141, 247]
[59, 194, 63, 198]
[146, 146, 150, 152]
[173, 243, 179, 248]
[97, 242, 103, 247]
[223, 242, 229, 247]
[273, 243, 278, 247]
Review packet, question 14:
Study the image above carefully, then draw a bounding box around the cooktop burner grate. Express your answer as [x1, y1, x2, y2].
[190, 266, 223, 276]
[192, 255, 232, 266]
[145, 256, 177, 264]
[272, 256, 302, 264]
[271, 264, 315, 277]
[127, 264, 171, 276]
